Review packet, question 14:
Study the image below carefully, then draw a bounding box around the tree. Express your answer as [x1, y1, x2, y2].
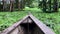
[15, 0, 18, 8]
[38, 0, 43, 8]
[42, 0, 46, 12]
[15, 0, 25, 10]
[53, 0, 58, 12]
[25, 0, 34, 7]
[0, 0, 3, 10]
[20, 0, 25, 10]
[10, 0, 14, 11]
[42, 0, 58, 13]
[3, 0, 6, 11]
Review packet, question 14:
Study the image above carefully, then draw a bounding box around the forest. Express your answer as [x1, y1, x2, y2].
[0, 0, 60, 34]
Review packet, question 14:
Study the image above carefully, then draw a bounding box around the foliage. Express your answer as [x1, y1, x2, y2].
[38, 0, 58, 13]
[0, 11, 27, 31]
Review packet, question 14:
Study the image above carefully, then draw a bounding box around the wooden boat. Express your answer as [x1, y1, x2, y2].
[1, 14, 55, 34]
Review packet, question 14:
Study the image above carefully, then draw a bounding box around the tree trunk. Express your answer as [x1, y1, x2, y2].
[18, 0, 21, 10]
[3, 0, 6, 11]
[10, 0, 14, 12]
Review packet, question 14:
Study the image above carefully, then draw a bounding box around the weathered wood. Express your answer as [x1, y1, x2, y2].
[29, 14, 55, 34]
[0, 14, 55, 34]
[22, 18, 33, 24]
[1, 15, 29, 34]
[9, 28, 19, 34]
[0, 31, 1, 34]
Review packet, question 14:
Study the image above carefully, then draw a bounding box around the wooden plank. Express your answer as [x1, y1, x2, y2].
[1, 15, 29, 34]
[22, 18, 33, 24]
[29, 14, 55, 34]
[9, 28, 19, 34]
[0, 31, 1, 34]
